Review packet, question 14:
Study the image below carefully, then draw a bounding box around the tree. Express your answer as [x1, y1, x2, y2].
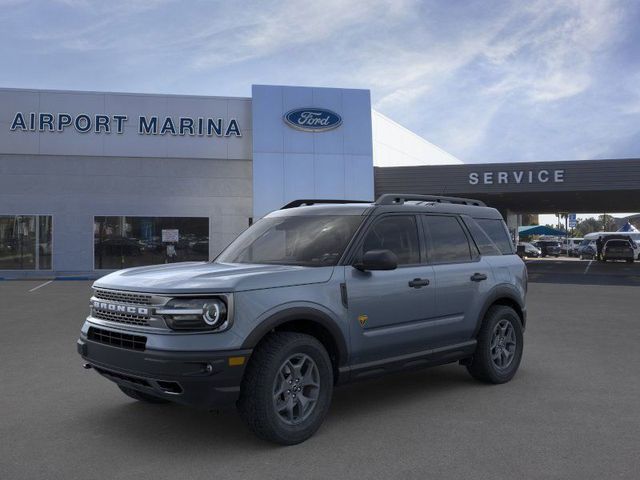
[598, 214, 615, 231]
[574, 217, 602, 236]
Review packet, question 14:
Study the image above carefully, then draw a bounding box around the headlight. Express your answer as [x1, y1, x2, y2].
[157, 298, 229, 331]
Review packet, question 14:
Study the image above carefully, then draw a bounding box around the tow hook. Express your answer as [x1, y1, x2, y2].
[82, 363, 92, 370]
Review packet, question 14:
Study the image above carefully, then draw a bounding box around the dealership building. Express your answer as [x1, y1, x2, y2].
[0, 85, 463, 277]
[2, 85, 640, 278]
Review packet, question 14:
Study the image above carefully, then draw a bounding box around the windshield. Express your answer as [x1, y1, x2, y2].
[216, 215, 364, 267]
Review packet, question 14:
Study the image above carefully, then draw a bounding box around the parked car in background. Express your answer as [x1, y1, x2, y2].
[518, 242, 541, 258]
[578, 240, 597, 260]
[583, 232, 640, 260]
[602, 239, 635, 263]
[563, 238, 583, 257]
[533, 240, 561, 257]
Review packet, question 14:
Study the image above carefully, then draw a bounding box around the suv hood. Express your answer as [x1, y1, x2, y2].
[93, 262, 335, 294]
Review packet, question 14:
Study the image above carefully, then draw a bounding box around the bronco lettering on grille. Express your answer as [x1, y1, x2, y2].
[91, 300, 149, 316]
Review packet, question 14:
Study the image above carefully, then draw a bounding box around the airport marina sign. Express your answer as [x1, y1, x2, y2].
[469, 169, 565, 185]
[9, 112, 242, 137]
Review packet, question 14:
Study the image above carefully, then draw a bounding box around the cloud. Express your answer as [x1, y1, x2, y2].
[190, 0, 416, 70]
[482, 0, 624, 102]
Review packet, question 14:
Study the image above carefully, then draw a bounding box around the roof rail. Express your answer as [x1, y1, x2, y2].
[375, 193, 486, 207]
[281, 199, 373, 209]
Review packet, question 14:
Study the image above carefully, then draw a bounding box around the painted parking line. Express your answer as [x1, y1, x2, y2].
[28, 280, 53, 292]
[584, 260, 593, 275]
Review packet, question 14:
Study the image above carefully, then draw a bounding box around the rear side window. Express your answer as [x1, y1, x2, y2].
[361, 215, 420, 265]
[475, 218, 514, 254]
[423, 215, 472, 263]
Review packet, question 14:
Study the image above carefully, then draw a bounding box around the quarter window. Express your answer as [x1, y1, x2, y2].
[361, 216, 420, 265]
[423, 215, 472, 263]
[476, 218, 514, 254]
[463, 218, 501, 256]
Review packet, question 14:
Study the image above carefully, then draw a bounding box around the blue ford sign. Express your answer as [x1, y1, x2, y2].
[284, 108, 342, 132]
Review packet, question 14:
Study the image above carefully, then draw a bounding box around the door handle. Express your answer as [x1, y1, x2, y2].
[470, 272, 488, 282]
[408, 278, 430, 288]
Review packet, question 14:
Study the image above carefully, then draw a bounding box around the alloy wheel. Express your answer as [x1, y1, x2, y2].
[272, 353, 320, 425]
[490, 319, 517, 370]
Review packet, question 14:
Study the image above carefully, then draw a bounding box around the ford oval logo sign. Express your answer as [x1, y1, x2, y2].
[283, 108, 342, 132]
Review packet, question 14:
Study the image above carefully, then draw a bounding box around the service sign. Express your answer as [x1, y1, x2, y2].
[469, 169, 565, 185]
[284, 108, 342, 132]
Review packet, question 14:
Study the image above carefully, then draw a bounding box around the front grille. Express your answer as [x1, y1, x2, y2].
[88, 326, 147, 351]
[92, 310, 150, 326]
[94, 289, 152, 305]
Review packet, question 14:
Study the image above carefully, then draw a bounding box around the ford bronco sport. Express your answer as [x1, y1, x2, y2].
[77, 194, 527, 444]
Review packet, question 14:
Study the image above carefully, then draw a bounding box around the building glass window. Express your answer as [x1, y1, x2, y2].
[0, 215, 53, 270]
[94, 216, 209, 269]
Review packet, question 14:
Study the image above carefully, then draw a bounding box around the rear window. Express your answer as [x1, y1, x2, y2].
[606, 240, 631, 247]
[475, 218, 514, 254]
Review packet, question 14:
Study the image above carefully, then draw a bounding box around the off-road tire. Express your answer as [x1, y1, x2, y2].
[238, 332, 333, 445]
[118, 385, 170, 404]
[466, 305, 523, 384]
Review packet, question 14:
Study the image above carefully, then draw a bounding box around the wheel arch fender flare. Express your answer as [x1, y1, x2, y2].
[241, 306, 349, 367]
[474, 284, 526, 336]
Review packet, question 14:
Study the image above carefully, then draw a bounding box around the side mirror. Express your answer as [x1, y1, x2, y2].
[516, 244, 525, 257]
[354, 249, 398, 271]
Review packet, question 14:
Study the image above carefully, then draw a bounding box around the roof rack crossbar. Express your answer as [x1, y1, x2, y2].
[375, 193, 486, 207]
[281, 199, 373, 209]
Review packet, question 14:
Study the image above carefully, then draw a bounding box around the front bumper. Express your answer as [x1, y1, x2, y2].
[77, 334, 251, 409]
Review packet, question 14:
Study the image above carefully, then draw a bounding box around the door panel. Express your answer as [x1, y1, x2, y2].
[345, 214, 437, 364]
[346, 264, 436, 364]
[431, 259, 493, 344]
[422, 214, 492, 345]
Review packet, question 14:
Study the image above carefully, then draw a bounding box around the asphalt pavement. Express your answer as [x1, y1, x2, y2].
[1, 264, 639, 479]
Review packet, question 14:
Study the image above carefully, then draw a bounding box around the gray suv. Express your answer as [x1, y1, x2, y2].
[77, 194, 527, 444]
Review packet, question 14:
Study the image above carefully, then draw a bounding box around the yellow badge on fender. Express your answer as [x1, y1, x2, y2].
[358, 314, 368, 327]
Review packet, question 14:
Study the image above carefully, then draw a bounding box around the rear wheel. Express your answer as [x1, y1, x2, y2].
[118, 385, 169, 404]
[467, 306, 523, 384]
[238, 332, 333, 445]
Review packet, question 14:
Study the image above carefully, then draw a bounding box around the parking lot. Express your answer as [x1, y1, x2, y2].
[2, 262, 640, 480]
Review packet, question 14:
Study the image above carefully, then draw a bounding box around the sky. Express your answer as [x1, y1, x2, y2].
[1, 0, 639, 165]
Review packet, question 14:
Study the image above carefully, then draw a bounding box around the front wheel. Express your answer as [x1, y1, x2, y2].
[466, 306, 524, 384]
[238, 332, 334, 445]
